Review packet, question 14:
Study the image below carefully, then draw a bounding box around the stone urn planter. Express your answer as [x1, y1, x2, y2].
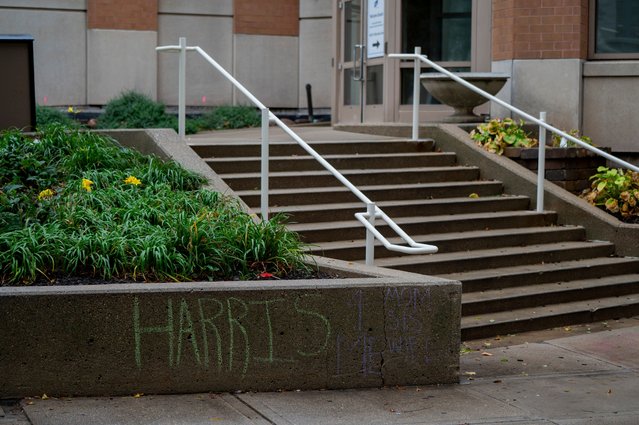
[503, 146, 610, 194]
[420, 73, 509, 123]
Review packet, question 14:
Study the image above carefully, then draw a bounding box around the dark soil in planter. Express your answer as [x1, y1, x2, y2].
[7, 269, 343, 287]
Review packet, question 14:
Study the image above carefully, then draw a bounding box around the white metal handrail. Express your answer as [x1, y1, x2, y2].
[389, 48, 639, 212]
[157, 38, 437, 265]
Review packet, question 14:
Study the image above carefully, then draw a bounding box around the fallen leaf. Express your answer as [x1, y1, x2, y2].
[481, 352, 493, 357]
[41, 394, 48, 400]
[133, 393, 144, 398]
[469, 193, 479, 198]
[464, 371, 476, 376]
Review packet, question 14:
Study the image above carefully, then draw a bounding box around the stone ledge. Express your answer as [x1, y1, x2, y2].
[0, 257, 461, 398]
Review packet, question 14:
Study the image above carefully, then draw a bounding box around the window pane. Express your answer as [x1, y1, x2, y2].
[596, 0, 639, 54]
[442, 17, 472, 61]
[402, 0, 471, 61]
[344, 68, 360, 105]
[344, 0, 362, 62]
[443, 0, 471, 14]
[366, 65, 383, 105]
[401, 67, 470, 105]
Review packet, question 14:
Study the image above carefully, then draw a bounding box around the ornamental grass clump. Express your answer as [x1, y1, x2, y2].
[470, 118, 538, 155]
[0, 125, 309, 285]
[580, 166, 639, 223]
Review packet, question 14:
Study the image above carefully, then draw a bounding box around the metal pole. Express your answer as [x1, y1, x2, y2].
[365, 202, 376, 265]
[260, 108, 270, 221]
[536, 111, 547, 212]
[178, 37, 186, 138]
[305, 83, 314, 122]
[412, 46, 422, 141]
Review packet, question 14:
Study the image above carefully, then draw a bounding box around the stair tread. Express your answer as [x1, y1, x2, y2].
[236, 180, 503, 196]
[204, 152, 454, 162]
[264, 195, 529, 214]
[287, 209, 553, 232]
[188, 139, 434, 146]
[220, 165, 479, 179]
[439, 256, 639, 282]
[461, 294, 639, 329]
[374, 241, 615, 268]
[310, 225, 584, 250]
[463, 274, 639, 305]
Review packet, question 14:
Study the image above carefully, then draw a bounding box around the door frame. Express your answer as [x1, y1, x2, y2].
[333, 0, 492, 125]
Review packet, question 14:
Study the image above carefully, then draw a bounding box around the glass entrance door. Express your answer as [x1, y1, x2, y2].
[337, 0, 385, 123]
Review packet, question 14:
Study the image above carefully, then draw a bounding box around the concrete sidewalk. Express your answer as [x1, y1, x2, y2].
[14, 318, 639, 425]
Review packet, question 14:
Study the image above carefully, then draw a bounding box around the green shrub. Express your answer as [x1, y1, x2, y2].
[0, 126, 309, 284]
[199, 105, 261, 130]
[470, 118, 538, 155]
[581, 166, 639, 222]
[36, 105, 79, 129]
[99, 91, 174, 130]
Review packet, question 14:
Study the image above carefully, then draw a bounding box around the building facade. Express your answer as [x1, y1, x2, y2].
[1, 0, 638, 153]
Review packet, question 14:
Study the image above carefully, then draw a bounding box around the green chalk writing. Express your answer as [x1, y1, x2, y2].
[133, 296, 174, 368]
[177, 298, 201, 366]
[294, 294, 332, 357]
[198, 297, 223, 371]
[226, 297, 250, 375]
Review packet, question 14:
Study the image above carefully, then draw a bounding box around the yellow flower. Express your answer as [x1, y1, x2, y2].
[38, 189, 55, 200]
[82, 178, 94, 192]
[124, 175, 142, 186]
[67, 106, 74, 113]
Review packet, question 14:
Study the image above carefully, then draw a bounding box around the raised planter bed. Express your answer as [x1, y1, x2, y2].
[0, 257, 461, 398]
[503, 146, 610, 194]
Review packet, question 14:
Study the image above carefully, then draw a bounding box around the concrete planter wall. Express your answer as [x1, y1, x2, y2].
[503, 146, 609, 194]
[0, 258, 461, 398]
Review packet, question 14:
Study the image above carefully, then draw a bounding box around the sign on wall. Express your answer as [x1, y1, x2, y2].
[367, 0, 384, 59]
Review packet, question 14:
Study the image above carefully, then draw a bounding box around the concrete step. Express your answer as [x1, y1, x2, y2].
[237, 180, 505, 207]
[309, 226, 586, 260]
[205, 152, 458, 173]
[439, 256, 639, 292]
[189, 139, 436, 157]
[265, 195, 531, 223]
[221, 166, 481, 191]
[374, 241, 616, 275]
[461, 293, 639, 340]
[462, 274, 639, 316]
[288, 210, 557, 243]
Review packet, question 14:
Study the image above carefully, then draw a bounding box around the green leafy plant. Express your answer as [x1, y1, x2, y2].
[36, 105, 79, 129]
[551, 129, 592, 148]
[99, 91, 199, 134]
[581, 166, 639, 222]
[198, 105, 260, 130]
[470, 118, 538, 155]
[0, 126, 309, 285]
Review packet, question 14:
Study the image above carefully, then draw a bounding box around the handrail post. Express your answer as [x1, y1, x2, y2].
[365, 202, 376, 265]
[178, 37, 187, 138]
[260, 108, 270, 221]
[537, 111, 547, 212]
[412, 46, 422, 141]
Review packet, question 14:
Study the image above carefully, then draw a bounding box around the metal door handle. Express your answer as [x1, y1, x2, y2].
[353, 44, 365, 81]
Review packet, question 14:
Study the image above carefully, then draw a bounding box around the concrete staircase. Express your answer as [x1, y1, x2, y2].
[190, 136, 639, 340]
